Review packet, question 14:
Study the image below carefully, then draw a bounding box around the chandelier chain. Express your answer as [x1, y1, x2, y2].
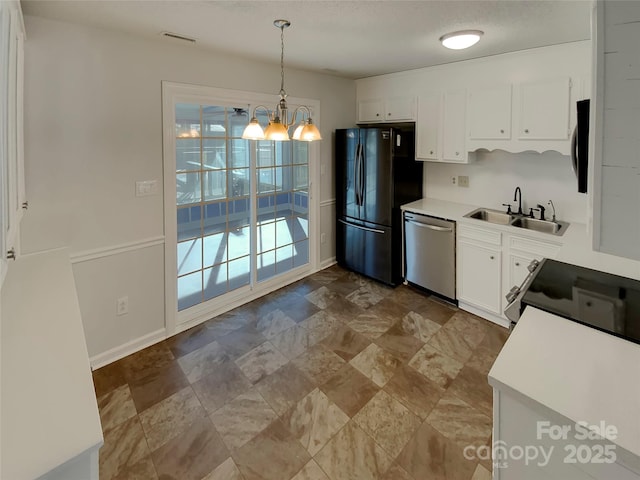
[280, 25, 286, 97]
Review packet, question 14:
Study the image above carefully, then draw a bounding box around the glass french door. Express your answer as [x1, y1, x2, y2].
[174, 103, 309, 313]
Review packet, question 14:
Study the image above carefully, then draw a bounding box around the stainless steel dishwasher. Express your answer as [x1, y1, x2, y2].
[403, 211, 456, 300]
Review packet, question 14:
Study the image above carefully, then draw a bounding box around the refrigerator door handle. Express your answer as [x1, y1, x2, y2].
[354, 143, 361, 206]
[359, 143, 365, 206]
[338, 218, 385, 234]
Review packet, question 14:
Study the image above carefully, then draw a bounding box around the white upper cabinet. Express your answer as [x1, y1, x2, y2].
[416, 90, 474, 164]
[442, 89, 468, 163]
[518, 77, 571, 140]
[357, 95, 415, 123]
[468, 85, 512, 140]
[416, 94, 440, 160]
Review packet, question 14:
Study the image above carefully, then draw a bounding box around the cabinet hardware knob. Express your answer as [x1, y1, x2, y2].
[7, 248, 16, 260]
[22, 201, 28, 210]
[430, 150, 434, 154]
[388, 112, 391, 116]
[524, 129, 529, 133]
[455, 151, 460, 156]
[515, 262, 520, 266]
[376, 113, 380, 117]
[500, 129, 504, 134]
[490, 255, 495, 260]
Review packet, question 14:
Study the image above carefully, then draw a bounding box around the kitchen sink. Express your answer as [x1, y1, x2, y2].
[464, 208, 514, 225]
[510, 217, 566, 235]
[464, 208, 568, 236]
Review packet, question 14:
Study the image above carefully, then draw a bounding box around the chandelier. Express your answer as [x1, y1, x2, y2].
[241, 19, 322, 142]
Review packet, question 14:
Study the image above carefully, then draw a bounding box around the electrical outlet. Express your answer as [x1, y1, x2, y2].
[451, 176, 456, 185]
[458, 175, 469, 188]
[136, 180, 159, 197]
[116, 296, 129, 316]
[320, 232, 326, 244]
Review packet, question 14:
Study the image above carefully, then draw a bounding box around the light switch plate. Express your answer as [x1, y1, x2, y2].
[136, 180, 159, 196]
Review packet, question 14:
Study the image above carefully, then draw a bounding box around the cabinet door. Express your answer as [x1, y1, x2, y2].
[416, 94, 440, 161]
[385, 96, 415, 121]
[468, 85, 512, 140]
[518, 77, 571, 140]
[442, 89, 467, 163]
[458, 240, 502, 314]
[357, 98, 383, 123]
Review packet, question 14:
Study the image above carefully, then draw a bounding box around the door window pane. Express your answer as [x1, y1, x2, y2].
[174, 102, 310, 313]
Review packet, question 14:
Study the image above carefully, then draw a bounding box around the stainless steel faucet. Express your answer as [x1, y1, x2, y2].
[548, 200, 556, 222]
[513, 187, 523, 215]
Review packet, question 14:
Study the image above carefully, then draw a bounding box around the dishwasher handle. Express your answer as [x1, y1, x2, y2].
[405, 220, 453, 233]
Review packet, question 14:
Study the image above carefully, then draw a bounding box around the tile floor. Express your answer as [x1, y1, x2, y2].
[93, 264, 509, 480]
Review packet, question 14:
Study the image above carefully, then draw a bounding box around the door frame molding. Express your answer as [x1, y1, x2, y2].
[161, 81, 321, 336]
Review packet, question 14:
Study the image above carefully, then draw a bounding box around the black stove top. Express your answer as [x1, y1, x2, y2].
[520, 259, 640, 345]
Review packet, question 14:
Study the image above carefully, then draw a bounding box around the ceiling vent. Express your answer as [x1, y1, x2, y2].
[161, 32, 196, 44]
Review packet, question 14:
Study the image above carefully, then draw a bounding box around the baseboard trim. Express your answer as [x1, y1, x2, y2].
[70, 236, 165, 264]
[457, 301, 510, 329]
[320, 257, 337, 269]
[90, 328, 167, 370]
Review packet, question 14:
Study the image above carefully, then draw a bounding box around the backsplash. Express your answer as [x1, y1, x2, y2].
[423, 150, 588, 224]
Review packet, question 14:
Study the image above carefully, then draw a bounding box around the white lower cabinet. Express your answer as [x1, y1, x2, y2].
[457, 222, 561, 325]
[493, 389, 640, 480]
[457, 224, 503, 316]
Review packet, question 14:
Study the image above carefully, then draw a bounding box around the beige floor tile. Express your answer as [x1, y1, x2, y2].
[320, 363, 379, 417]
[216, 326, 268, 359]
[271, 324, 318, 360]
[350, 343, 402, 387]
[345, 286, 384, 309]
[282, 388, 349, 456]
[291, 460, 331, 480]
[305, 286, 339, 309]
[381, 464, 415, 480]
[397, 422, 477, 480]
[320, 324, 370, 361]
[151, 418, 229, 480]
[346, 311, 396, 340]
[384, 364, 445, 419]
[353, 390, 421, 458]
[291, 345, 346, 385]
[111, 456, 158, 480]
[417, 298, 457, 325]
[97, 384, 138, 433]
[408, 344, 464, 389]
[202, 457, 244, 480]
[177, 340, 232, 383]
[210, 388, 278, 451]
[374, 323, 424, 362]
[299, 310, 342, 343]
[400, 311, 442, 342]
[426, 392, 492, 450]
[192, 362, 252, 414]
[447, 365, 493, 417]
[99, 416, 150, 480]
[315, 421, 393, 480]
[235, 341, 289, 384]
[255, 362, 315, 416]
[138, 386, 207, 452]
[471, 463, 492, 480]
[232, 420, 311, 480]
[255, 309, 297, 339]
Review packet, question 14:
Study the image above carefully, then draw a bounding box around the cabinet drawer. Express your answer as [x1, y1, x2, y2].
[509, 235, 561, 258]
[458, 223, 502, 246]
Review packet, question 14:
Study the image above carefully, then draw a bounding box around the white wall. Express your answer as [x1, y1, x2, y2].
[424, 150, 588, 223]
[21, 15, 354, 362]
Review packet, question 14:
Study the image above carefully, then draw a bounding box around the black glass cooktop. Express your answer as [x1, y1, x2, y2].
[521, 259, 640, 345]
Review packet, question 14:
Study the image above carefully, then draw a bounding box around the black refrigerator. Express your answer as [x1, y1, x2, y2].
[335, 123, 423, 286]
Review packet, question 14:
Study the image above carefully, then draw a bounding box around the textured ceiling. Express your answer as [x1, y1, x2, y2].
[21, 0, 592, 79]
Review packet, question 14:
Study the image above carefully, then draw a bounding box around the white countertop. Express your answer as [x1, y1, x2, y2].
[402, 197, 640, 281]
[489, 306, 640, 460]
[1, 249, 103, 479]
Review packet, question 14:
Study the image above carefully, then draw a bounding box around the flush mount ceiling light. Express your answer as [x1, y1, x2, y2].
[439, 30, 484, 50]
[242, 19, 322, 142]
